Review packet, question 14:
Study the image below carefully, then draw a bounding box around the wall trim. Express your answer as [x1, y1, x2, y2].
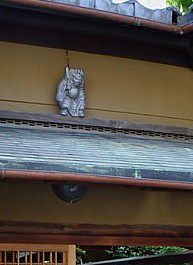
[1, 109, 193, 138]
[0, 221, 193, 247]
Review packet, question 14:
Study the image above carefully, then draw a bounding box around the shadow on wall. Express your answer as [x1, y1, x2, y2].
[1, 181, 193, 225]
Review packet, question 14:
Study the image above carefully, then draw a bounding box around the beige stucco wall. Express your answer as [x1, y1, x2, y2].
[0, 41, 193, 127]
[1, 41, 193, 226]
[1, 181, 193, 226]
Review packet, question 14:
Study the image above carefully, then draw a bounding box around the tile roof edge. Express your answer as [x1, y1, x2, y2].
[0, 0, 188, 34]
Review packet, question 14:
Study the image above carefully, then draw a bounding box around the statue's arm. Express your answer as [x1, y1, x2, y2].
[56, 79, 66, 102]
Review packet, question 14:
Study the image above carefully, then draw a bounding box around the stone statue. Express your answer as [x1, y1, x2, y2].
[56, 67, 85, 117]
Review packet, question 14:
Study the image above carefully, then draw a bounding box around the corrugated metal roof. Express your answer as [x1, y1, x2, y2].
[1, 126, 193, 183]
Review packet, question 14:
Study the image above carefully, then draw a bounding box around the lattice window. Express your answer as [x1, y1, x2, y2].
[0, 244, 75, 265]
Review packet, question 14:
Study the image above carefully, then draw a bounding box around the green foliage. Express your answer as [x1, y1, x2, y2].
[76, 248, 87, 265]
[166, 0, 193, 13]
[76, 247, 86, 256]
[105, 246, 189, 259]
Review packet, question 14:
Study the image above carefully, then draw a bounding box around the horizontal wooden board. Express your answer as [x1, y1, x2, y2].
[0, 243, 69, 251]
[1, 221, 193, 247]
[1, 109, 193, 136]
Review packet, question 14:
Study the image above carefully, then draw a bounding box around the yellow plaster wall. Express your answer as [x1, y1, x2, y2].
[1, 41, 193, 226]
[1, 181, 193, 226]
[0, 41, 193, 127]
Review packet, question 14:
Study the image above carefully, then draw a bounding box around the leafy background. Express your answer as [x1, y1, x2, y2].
[166, 0, 193, 13]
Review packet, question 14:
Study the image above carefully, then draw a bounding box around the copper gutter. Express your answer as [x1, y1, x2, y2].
[182, 23, 193, 33]
[1, 169, 193, 191]
[0, 0, 185, 34]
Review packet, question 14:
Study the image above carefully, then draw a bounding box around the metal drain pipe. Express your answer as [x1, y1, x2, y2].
[1, 169, 193, 191]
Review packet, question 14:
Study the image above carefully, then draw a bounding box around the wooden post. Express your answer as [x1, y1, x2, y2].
[42, 252, 45, 265]
[30, 251, 32, 265]
[67, 246, 76, 265]
[54, 252, 57, 265]
[17, 251, 20, 265]
[50, 251, 52, 265]
[4, 251, 7, 265]
[63, 252, 67, 265]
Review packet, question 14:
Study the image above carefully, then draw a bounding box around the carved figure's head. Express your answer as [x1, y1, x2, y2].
[66, 68, 84, 86]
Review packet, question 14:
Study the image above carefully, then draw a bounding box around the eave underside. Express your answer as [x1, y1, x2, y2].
[0, 1, 192, 67]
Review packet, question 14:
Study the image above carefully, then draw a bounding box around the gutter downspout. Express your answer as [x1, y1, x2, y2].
[0, 0, 184, 34]
[1, 169, 193, 191]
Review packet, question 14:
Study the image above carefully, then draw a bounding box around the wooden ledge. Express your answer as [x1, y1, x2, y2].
[1, 221, 193, 247]
[1, 109, 193, 137]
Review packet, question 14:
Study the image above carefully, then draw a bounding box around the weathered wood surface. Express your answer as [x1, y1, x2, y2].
[0, 243, 69, 251]
[1, 109, 193, 136]
[2, 221, 193, 237]
[1, 233, 193, 246]
[1, 221, 193, 246]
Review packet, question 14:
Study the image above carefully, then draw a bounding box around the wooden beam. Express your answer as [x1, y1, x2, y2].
[1, 109, 193, 137]
[68, 245, 76, 265]
[1, 221, 193, 247]
[1, 234, 193, 247]
[0, 243, 69, 251]
[2, 221, 193, 238]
